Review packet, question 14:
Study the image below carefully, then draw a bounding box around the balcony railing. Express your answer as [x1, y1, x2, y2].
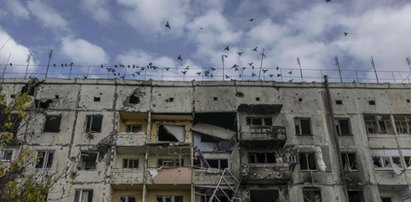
[116, 132, 147, 146]
[240, 164, 292, 184]
[240, 126, 286, 147]
[110, 168, 145, 184]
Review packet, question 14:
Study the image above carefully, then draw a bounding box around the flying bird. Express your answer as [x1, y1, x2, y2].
[276, 66, 280, 70]
[181, 70, 187, 75]
[277, 74, 281, 77]
[177, 54, 183, 61]
[231, 64, 239, 68]
[224, 45, 230, 51]
[225, 75, 230, 79]
[165, 21, 171, 29]
[53, 64, 56, 67]
[344, 32, 349, 36]
[184, 65, 190, 70]
[251, 73, 256, 77]
[196, 72, 201, 75]
[100, 65, 104, 68]
[210, 67, 216, 71]
[269, 74, 274, 77]
[165, 67, 170, 71]
[288, 70, 293, 74]
[249, 18, 254, 22]
[237, 52, 243, 56]
[263, 69, 268, 73]
[252, 47, 258, 52]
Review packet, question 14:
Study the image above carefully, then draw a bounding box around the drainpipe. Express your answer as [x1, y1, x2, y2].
[324, 75, 349, 201]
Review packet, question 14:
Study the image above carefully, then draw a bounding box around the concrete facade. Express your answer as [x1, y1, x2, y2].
[1, 78, 411, 202]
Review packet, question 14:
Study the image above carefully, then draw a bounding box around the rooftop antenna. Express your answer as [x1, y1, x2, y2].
[45, 49, 53, 79]
[1, 53, 11, 79]
[68, 62, 73, 79]
[297, 57, 304, 82]
[0, 38, 11, 54]
[334, 56, 343, 83]
[406, 57, 411, 71]
[222, 54, 227, 81]
[258, 48, 265, 80]
[24, 51, 32, 79]
[371, 56, 379, 83]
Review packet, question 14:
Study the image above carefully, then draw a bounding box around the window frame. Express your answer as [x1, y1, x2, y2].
[246, 116, 273, 126]
[394, 115, 411, 134]
[206, 159, 229, 169]
[295, 117, 312, 136]
[78, 151, 98, 170]
[36, 150, 54, 169]
[158, 158, 184, 168]
[335, 118, 352, 136]
[299, 152, 317, 171]
[123, 158, 139, 169]
[126, 124, 142, 133]
[341, 153, 358, 171]
[372, 155, 403, 170]
[43, 114, 62, 133]
[248, 152, 276, 164]
[85, 115, 103, 133]
[0, 149, 13, 161]
[119, 196, 137, 202]
[364, 115, 394, 134]
[74, 189, 93, 202]
[302, 187, 322, 202]
[156, 195, 183, 202]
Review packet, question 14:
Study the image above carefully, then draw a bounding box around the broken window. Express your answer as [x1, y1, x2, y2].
[303, 187, 322, 202]
[120, 196, 136, 202]
[156, 196, 183, 202]
[36, 151, 54, 169]
[201, 195, 229, 202]
[404, 156, 411, 168]
[394, 115, 411, 134]
[85, 115, 103, 133]
[158, 125, 185, 142]
[78, 152, 98, 170]
[381, 197, 392, 202]
[364, 115, 393, 134]
[123, 159, 139, 169]
[74, 189, 93, 202]
[295, 118, 312, 136]
[158, 158, 184, 167]
[246, 117, 272, 126]
[44, 115, 61, 133]
[336, 118, 351, 136]
[299, 153, 317, 171]
[93, 97, 101, 102]
[248, 152, 276, 163]
[250, 190, 279, 202]
[372, 156, 402, 169]
[341, 153, 358, 171]
[200, 134, 220, 143]
[0, 149, 13, 160]
[126, 124, 142, 133]
[348, 190, 364, 202]
[0, 113, 21, 134]
[206, 159, 228, 169]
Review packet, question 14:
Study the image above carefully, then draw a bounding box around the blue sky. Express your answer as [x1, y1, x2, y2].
[1, 0, 411, 81]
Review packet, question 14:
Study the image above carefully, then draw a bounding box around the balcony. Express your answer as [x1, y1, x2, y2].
[116, 132, 147, 146]
[110, 168, 145, 184]
[240, 164, 292, 184]
[240, 126, 286, 148]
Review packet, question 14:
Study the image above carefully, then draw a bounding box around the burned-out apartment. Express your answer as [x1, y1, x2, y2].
[2, 78, 411, 202]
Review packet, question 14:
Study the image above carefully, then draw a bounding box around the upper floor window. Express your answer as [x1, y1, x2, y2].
[206, 159, 228, 169]
[157, 196, 183, 202]
[36, 150, 54, 168]
[158, 158, 184, 168]
[295, 118, 312, 136]
[299, 152, 316, 171]
[74, 189, 93, 202]
[394, 115, 411, 134]
[246, 117, 272, 126]
[78, 152, 98, 170]
[158, 125, 185, 142]
[85, 115, 103, 133]
[0, 149, 13, 161]
[341, 153, 358, 171]
[303, 187, 321, 202]
[123, 159, 139, 169]
[126, 124, 142, 133]
[364, 115, 393, 134]
[120, 196, 136, 202]
[335, 118, 351, 136]
[248, 152, 276, 163]
[44, 115, 61, 133]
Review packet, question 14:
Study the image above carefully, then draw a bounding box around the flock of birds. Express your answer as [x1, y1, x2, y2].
[4, 0, 349, 81]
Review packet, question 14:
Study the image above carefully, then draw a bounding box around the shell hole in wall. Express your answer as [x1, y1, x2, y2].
[369, 100, 376, 105]
[407, 99, 410, 103]
[336, 100, 343, 105]
[213, 97, 218, 101]
[94, 97, 101, 102]
[256, 97, 260, 101]
[10, 94, 15, 98]
[55, 95, 59, 99]
[298, 98, 303, 102]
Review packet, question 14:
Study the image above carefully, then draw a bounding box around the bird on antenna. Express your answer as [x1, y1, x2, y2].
[100, 65, 104, 68]
[344, 32, 349, 36]
[132, 73, 135, 77]
[210, 67, 216, 71]
[224, 45, 230, 51]
[231, 64, 239, 68]
[249, 18, 254, 22]
[196, 72, 201, 75]
[61, 64, 64, 67]
[9, 63, 12, 66]
[165, 67, 170, 71]
[248, 62, 253, 66]
[181, 70, 187, 75]
[165, 21, 171, 29]
[177, 54, 183, 61]
[53, 64, 56, 67]
[269, 74, 274, 77]
[288, 70, 293, 74]
[184, 65, 190, 70]
[252, 47, 258, 52]
[251, 73, 256, 77]
[277, 74, 281, 77]
[326, 0, 331, 2]
[276, 66, 279, 70]
[225, 75, 230, 79]
[263, 69, 268, 73]
[222, 54, 228, 58]
[237, 52, 243, 56]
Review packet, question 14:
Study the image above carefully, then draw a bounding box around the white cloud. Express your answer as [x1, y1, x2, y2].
[60, 37, 109, 65]
[81, 0, 112, 23]
[5, 0, 29, 19]
[0, 28, 36, 74]
[27, 0, 69, 32]
[117, 0, 191, 35]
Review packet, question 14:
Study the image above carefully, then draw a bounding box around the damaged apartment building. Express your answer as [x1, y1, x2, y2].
[2, 78, 411, 202]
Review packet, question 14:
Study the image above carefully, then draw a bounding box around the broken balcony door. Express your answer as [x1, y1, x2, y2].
[250, 190, 279, 202]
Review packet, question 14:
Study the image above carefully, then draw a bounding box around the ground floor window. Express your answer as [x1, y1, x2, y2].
[348, 190, 363, 202]
[74, 189, 93, 202]
[119, 196, 136, 202]
[303, 187, 321, 202]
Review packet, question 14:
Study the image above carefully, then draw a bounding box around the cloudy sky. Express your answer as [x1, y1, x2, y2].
[0, 0, 411, 81]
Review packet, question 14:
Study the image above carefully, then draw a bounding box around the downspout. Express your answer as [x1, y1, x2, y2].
[324, 75, 349, 201]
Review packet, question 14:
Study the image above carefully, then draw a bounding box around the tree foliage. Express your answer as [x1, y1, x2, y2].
[0, 90, 55, 202]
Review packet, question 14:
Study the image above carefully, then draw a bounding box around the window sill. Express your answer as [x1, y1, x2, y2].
[296, 135, 313, 137]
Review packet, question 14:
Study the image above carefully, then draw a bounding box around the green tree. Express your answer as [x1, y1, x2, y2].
[0, 87, 58, 201]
